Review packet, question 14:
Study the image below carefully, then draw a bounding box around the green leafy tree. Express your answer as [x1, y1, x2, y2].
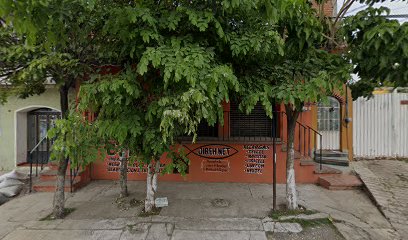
[1, 0, 280, 216]
[0, 1, 110, 218]
[41, 0, 280, 213]
[260, 0, 408, 209]
[237, 0, 350, 209]
[7, 0, 403, 215]
[315, 0, 408, 99]
[70, 0, 281, 213]
[342, 6, 408, 99]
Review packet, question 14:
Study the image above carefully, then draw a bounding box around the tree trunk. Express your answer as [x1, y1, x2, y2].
[285, 105, 300, 210]
[119, 151, 128, 198]
[52, 85, 69, 219]
[145, 160, 160, 212]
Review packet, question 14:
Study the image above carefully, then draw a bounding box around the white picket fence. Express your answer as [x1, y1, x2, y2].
[353, 89, 408, 159]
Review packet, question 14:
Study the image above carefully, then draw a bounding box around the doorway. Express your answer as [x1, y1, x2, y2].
[26, 108, 61, 164]
[317, 97, 341, 150]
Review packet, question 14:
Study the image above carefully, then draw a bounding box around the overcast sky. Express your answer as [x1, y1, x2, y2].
[337, 0, 408, 22]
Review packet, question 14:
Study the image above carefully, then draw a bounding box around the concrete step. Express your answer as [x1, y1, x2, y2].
[48, 163, 73, 171]
[314, 150, 348, 158]
[318, 175, 363, 190]
[314, 157, 349, 166]
[32, 179, 83, 192]
[39, 169, 83, 181]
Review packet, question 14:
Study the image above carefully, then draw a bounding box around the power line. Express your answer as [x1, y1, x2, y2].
[332, 14, 408, 18]
[385, 14, 408, 18]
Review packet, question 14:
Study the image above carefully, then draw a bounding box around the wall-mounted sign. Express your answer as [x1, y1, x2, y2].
[188, 144, 238, 159]
[243, 145, 269, 174]
[401, 100, 408, 105]
[202, 159, 230, 173]
[106, 155, 149, 173]
[105, 149, 169, 174]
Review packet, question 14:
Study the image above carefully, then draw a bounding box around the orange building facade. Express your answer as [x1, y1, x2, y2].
[89, 98, 352, 184]
[86, 0, 353, 184]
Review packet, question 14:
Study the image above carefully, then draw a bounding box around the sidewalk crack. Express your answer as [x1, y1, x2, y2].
[248, 185, 254, 198]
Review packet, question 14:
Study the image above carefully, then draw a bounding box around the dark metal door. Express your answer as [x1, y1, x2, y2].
[27, 108, 61, 164]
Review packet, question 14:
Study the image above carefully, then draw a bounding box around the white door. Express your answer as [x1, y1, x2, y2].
[317, 97, 340, 150]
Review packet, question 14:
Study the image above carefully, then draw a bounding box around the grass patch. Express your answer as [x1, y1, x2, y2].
[269, 208, 318, 220]
[280, 218, 333, 229]
[138, 207, 161, 217]
[40, 208, 76, 221]
[399, 159, 408, 164]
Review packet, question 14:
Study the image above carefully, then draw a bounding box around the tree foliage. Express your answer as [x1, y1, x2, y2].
[238, 0, 349, 117]
[48, 110, 100, 168]
[0, 0, 109, 101]
[0, 0, 117, 218]
[4, 0, 405, 212]
[341, 6, 408, 99]
[1, 0, 354, 212]
[66, 0, 288, 211]
[233, 0, 350, 210]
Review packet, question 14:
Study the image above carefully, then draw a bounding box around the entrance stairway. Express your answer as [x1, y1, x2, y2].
[298, 157, 361, 190]
[318, 174, 363, 190]
[31, 164, 91, 192]
[314, 150, 349, 166]
[27, 134, 91, 193]
[289, 126, 356, 190]
[280, 114, 355, 187]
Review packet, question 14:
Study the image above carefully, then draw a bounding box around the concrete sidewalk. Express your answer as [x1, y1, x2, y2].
[353, 160, 408, 238]
[0, 181, 400, 240]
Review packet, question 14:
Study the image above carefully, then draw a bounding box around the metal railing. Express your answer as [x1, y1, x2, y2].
[280, 112, 323, 170]
[70, 163, 80, 193]
[28, 136, 80, 193]
[28, 135, 49, 192]
[310, 126, 323, 170]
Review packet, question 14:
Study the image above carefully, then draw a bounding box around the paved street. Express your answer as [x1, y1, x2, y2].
[353, 160, 408, 238]
[0, 179, 400, 240]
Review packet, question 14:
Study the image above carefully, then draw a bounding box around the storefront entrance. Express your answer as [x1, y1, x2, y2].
[26, 108, 61, 164]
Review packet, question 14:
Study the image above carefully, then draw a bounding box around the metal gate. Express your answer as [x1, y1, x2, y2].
[317, 97, 340, 150]
[27, 108, 61, 164]
[353, 89, 408, 158]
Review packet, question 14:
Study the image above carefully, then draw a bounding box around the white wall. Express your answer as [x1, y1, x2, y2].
[353, 90, 408, 159]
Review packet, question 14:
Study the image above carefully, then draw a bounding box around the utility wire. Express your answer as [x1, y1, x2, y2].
[331, 14, 408, 18]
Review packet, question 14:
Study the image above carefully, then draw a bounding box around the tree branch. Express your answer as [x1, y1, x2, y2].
[334, 0, 355, 26]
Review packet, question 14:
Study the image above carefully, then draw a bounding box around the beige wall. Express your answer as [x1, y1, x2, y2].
[0, 87, 62, 170]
